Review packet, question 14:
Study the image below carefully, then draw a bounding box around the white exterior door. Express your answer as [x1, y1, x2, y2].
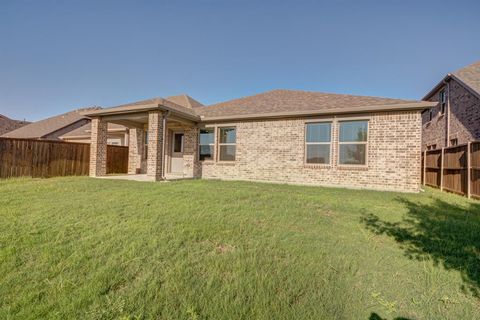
[170, 132, 184, 174]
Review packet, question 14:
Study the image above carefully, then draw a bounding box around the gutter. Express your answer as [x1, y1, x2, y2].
[444, 79, 450, 147]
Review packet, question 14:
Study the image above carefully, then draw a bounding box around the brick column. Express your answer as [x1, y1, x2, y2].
[147, 110, 165, 180]
[184, 126, 199, 178]
[128, 128, 145, 174]
[89, 117, 107, 177]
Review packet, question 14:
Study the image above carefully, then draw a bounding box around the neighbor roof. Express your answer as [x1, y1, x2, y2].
[196, 89, 434, 121]
[0, 114, 30, 136]
[60, 122, 127, 139]
[424, 61, 480, 100]
[1, 107, 99, 139]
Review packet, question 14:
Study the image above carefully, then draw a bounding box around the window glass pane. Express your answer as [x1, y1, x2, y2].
[339, 144, 366, 165]
[339, 121, 368, 142]
[306, 145, 330, 164]
[199, 129, 214, 145]
[306, 123, 331, 143]
[174, 134, 183, 152]
[199, 145, 214, 161]
[219, 145, 236, 161]
[219, 128, 236, 143]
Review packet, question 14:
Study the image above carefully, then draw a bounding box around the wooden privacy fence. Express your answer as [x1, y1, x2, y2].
[422, 141, 480, 199]
[0, 138, 128, 179]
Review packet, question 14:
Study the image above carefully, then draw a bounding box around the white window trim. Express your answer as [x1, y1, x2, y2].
[304, 121, 333, 166]
[217, 126, 236, 162]
[337, 119, 369, 167]
[173, 132, 184, 153]
[198, 128, 215, 162]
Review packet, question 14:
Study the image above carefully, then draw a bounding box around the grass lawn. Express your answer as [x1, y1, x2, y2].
[1, 177, 480, 319]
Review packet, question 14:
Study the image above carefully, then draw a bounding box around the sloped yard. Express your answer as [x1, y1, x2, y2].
[0, 177, 479, 319]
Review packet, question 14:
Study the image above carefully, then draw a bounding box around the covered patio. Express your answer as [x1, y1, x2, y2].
[84, 98, 201, 181]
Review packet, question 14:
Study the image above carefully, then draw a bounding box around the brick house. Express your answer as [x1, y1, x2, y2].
[422, 61, 480, 150]
[85, 90, 433, 192]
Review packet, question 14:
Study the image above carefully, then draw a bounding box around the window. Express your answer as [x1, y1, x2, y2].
[338, 120, 368, 165]
[450, 138, 458, 146]
[429, 109, 433, 122]
[439, 90, 446, 115]
[173, 133, 183, 153]
[199, 128, 214, 161]
[305, 122, 331, 164]
[427, 144, 437, 151]
[218, 127, 236, 161]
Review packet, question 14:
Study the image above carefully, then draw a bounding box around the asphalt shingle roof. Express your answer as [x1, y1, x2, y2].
[195, 89, 418, 118]
[0, 114, 30, 136]
[1, 107, 99, 139]
[452, 60, 480, 96]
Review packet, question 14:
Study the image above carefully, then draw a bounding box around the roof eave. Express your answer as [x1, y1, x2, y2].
[84, 103, 201, 122]
[199, 102, 435, 122]
[422, 74, 452, 101]
[423, 73, 480, 101]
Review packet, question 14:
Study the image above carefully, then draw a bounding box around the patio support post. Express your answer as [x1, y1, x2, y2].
[89, 117, 107, 177]
[128, 128, 145, 174]
[147, 110, 165, 181]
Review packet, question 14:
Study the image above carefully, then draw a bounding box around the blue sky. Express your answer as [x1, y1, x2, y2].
[0, 0, 479, 121]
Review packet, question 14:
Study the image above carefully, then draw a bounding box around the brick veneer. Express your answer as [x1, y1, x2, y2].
[422, 78, 480, 150]
[89, 117, 107, 177]
[187, 110, 422, 192]
[128, 128, 145, 174]
[147, 111, 165, 180]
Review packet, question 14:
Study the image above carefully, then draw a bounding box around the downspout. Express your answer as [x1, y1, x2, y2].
[443, 78, 451, 147]
[161, 111, 170, 180]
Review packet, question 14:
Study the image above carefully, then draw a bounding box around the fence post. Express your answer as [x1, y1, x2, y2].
[423, 150, 427, 186]
[467, 141, 471, 199]
[440, 147, 444, 191]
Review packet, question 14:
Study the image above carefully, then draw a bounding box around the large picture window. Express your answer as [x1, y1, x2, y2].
[199, 128, 214, 161]
[338, 120, 368, 165]
[305, 122, 331, 164]
[218, 127, 236, 161]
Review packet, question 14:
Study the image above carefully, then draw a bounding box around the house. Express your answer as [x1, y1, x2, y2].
[1, 107, 129, 145]
[0, 114, 29, 135]
[84, 89, 434, 192]
[422, 61, 480, 150]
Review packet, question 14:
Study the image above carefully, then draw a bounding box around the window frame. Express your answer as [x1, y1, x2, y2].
[198, 127, 215, 162]
[173, 132, 184, 153]
[304, 121, 333, 166]
[337, 119, 369, 167]
[217, 126, 237, 162]
[439, 90, 446, 115]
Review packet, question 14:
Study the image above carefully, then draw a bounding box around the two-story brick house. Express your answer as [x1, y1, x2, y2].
[422, 61, 480, 150]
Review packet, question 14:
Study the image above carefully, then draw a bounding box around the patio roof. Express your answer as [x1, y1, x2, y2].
[83, 98, 201, 123]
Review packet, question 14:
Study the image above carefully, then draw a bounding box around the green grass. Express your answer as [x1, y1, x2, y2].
[1, 177, 479, 320]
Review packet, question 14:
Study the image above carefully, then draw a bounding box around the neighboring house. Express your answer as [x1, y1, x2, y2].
[422, 61, 480, 150]
[2, 107, 98, 141]
[1, 107, 129, 145]
[1, 95, 203, 147]
[0, 114, 29, 135]
[85, 89, 434, 192]
[60, 123, 128, 145]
